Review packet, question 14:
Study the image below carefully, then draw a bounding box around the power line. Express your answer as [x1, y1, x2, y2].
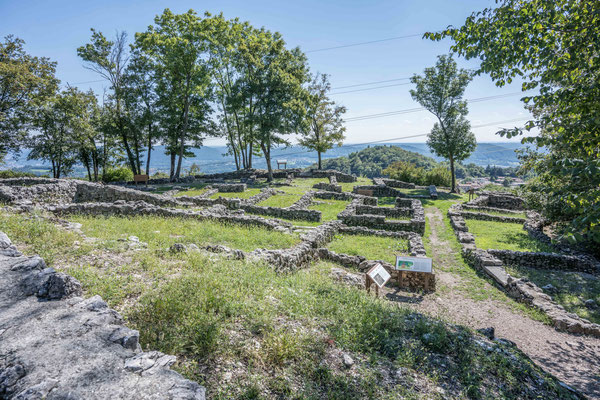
[306, 33, 423, 53]
[343, 92, 528, 122]
[330, 82, 412, 95]
[331, 77, 412, 90]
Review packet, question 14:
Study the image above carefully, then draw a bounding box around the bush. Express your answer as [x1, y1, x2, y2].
[152, 171, 170, 179]
[424, 166, 451, 186]
[0, 170, 38, 178]
[103, 166, 133, 183]
[383, 161, 426, 185]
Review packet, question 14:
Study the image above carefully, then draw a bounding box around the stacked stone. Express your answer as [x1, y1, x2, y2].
[49, 200, 293, 232]
[429, 185, 438, 199]
[488, 249, 598, 273]
[355, 204, 413, 218]
[313, 190, 377, 205]
[212, 183, 247, 192]
[462, 205, 524, 215]
[240, 204, 321, 222]
[308, 169, 357, 183]
[242, 188, 278, 205]
[506, 277, 600, 337]
[288, 191, 315, 210]
[312, 182, 342, 193]
[380, 178, 415, 189]
[461, 211, 526, 224]
[352, 185, 406, 198]
[175, 195, 240, 209]
[0, 231, 206, 399]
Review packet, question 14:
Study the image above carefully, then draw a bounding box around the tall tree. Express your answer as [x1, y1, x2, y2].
[77, 30, 142, 175]
[244, 29, 309, 181]
[410, 55, 476, 192]
[0, 35, 57, 161]
[428, 0, 600, 247]
[135, 9, 215, 180]
[298, 72, 346, 170]
[29, 87, 97, 178]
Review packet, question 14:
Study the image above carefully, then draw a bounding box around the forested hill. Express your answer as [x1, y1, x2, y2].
[313, 146, 439, 177]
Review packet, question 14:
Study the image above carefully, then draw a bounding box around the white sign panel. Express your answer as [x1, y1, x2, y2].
[367, 263, 391, 288]
[395, 256, 433, 273]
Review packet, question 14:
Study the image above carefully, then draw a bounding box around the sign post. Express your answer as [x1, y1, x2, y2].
[395, 256, 434, 291]
[365, 263, 391, 298]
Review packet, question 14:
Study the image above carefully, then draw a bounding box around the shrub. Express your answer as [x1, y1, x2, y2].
[383, 161, 426, 185]
[152, 171, 170, 179]
[0, 170, 38, 178]
[424, 166, 451, 186]
[103, 166, 133, 182]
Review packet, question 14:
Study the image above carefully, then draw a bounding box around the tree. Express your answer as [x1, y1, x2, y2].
[28, 87, 97, 178]
[428, 0, 600, 248]
[135, 9, 216, 180]
[78, 30, 142, 175]
[298, 72, 346, 169]
[0, 35, 57, 161]
[410, 55, 476, 192]
[245, 30, 309, 181]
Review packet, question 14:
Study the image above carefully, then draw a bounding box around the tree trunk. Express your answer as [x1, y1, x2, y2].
[146, 124, 152, 176]
[318, 151, 322, 170]
[450, 155, 456, 193]
[170, 151, 176, 180]
[261, 141, 273, 182]
[175, 74, 192, 179]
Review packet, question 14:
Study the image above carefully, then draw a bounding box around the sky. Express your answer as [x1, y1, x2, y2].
[0, 0, 532, 146]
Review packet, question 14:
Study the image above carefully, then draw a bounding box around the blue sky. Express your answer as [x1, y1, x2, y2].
[1, 0, 531, 145]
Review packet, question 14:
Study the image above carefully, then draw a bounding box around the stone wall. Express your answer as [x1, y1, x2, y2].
[0, 231, 206, 399]
[313, 190, 378, 205]
[212, 183, 247, 192]
[306, 169, 357, 183]
[429, 185, 438, 199]
[338, 198, 425, 235]
[312, 182, 342, 193]
[172, 195, 241, 209]
[49, 200, 293, 232]
[488, 249, 598, 273]
[240, 204, 321, 222]
[461, 211, 526, 224]
[378, 178, 415, 189]
[355, 205, 413, 218]
[242, 188, 277, 205]
[352, 185, 406, 198]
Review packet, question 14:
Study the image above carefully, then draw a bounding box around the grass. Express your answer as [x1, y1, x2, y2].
[69, 215, 300, 252]
[339, 176, 371, 193]
[175, 187, 210, 197]
[0, 209, 575, 399]
[308, 199, 349, 221]
[257, 193, 303, 208]
[326, 234, 409, 264]
[378, 197, 397, 207]
[209, 188, 261, 199]
[506, 265, 600, 324]
[465, 219, 555, 253]
[396, 188, 430, 197]
[465, 208, 527, 218]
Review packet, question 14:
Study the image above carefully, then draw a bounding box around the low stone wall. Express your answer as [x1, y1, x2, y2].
[462, 205, 524, 215]
[173, 195, 241, 209]
[506, 277, 600, 337]
[338, 198, 425, 235]
[49, 200, 292, 232]
[307, 169, 357, 183]
[0, 178, 186, 208]
[337, 226, 426, 257]
[429, 185, 438, 199]
[379, 178, 415, 189]
[488, 192, 524, 209]
[212, 183, 246, 192]
[355, 205, 413, 218]
[242, 188, 277, 205]
[288, 191, 315, 210]
[312, 182, 342, 193]
[0, 231, 206, 399]
[352, 185, 405, 198]
[313, 190, 377, 205]
[488, 249, 599, 273]
[461, 211, 526, 224]
[241, 204, 321, 222]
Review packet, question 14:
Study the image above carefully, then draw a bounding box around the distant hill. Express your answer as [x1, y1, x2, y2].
[4, 142, 524, 176]
[313, 145, 439, 178]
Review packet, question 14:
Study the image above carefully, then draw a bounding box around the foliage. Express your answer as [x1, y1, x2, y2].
[102, 166, 134, 182]
[428, 0, 600, 248]
[317, 145, 438, 178]
[297, 73, 346, 169]
[0, 35, 58, 161]
[384, 161, 451, 186]
[410, 55, 476, 192]
[0, 170, 37, 178]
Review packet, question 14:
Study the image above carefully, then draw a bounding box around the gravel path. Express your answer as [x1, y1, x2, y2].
[386, 207, 600, 399]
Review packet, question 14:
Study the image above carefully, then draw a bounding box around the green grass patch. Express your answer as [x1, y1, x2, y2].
[396, 188, 430, 197]
[467, 209, 527, 218]
[378, 197, 397, 207]
[174, 187, 210, 197]
[257, 193, 302, 208]
[326, 234, 409, 264]
[209, 188, 261, 199]
[506, 266, 600, 324]
[339, 177, 371, 193]
[70, 215, 300, 252]
[308, 199, 349, 221]
[466, 219, 554, 253]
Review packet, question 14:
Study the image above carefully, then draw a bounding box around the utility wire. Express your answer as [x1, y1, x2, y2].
[331, 77, 412, 90]
[306, 33, 423, 53]
[343, 92, 528, 122]
[330, 82, 412, 95]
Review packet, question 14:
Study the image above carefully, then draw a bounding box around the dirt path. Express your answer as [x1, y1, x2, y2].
[388, 207, 600, 399]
